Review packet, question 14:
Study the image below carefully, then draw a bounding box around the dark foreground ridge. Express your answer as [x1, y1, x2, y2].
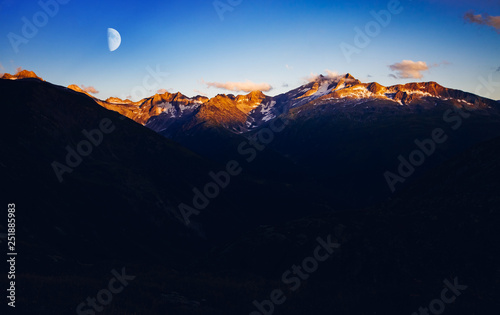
[1, 76, 499, 314]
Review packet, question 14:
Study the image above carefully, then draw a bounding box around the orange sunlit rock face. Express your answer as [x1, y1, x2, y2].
[1, 70, 44, 81]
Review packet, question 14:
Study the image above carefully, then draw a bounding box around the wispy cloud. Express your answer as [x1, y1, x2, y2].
[204, 80, 272, 92]
[324, 69, 339, 79]
[304, 72, 320, 83]
[80, 85, 99, 94]
[285, 64, 293, 70]
[388, 60, 430, 79]
[464, 11, 500, 33]
[157, 88, 168, 94]
[304, 69, 340, 83]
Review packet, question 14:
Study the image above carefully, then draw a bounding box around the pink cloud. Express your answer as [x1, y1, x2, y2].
[80, 85, 99, 94]
[205, 80, 272, 92]
[389, 60, 430, 79]
[464, 11, 500, 33]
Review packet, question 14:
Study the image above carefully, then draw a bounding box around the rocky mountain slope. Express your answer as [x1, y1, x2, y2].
[68, 73, 497, 134]
[0, 76, 330, 265]
[86, 73, 500, 208]
[7, 70, 498, 209]
[1, 71, 500, 314]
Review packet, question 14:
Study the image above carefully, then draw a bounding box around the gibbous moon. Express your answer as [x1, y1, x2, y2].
[107, 28, 121, 52]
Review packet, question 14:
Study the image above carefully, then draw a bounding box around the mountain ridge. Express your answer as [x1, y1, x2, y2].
[3, 70, 498, 132]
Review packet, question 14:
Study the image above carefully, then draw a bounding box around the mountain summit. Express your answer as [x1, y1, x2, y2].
[1, 69, 44, 81]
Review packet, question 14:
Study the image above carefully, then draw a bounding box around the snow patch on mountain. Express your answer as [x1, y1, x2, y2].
[401, 89, 433, 97]
[261, 100, 277, 122]
[316, 82, 331, 96]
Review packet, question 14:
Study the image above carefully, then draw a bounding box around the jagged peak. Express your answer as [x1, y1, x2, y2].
[172, 91, 185, 99]
[191, 95, 209, 102]
[366, 82, 386, 94]
[105, 97, 131, 104]
[248, 90, 265, 97]
[67, 84, 84, 93]
[213, 93, 237, 100]
[152, 93, 167, 103]
[2, 70, 44, 81]
[344, 73, 355, 80]
[401, 81, 443, 89]
[242, 90, 266, 101]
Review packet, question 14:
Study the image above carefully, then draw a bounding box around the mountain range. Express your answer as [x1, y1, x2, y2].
[63, 73, 498, 132]
[1, 70, 500, 314]
[61, 71, 500, 208]
[4, 69, 500, 207]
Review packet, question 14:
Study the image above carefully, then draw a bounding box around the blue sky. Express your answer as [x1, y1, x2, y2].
[1, 0, 499, 100]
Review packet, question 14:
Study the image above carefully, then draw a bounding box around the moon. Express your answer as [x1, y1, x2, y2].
[107, 28, 121, 52]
